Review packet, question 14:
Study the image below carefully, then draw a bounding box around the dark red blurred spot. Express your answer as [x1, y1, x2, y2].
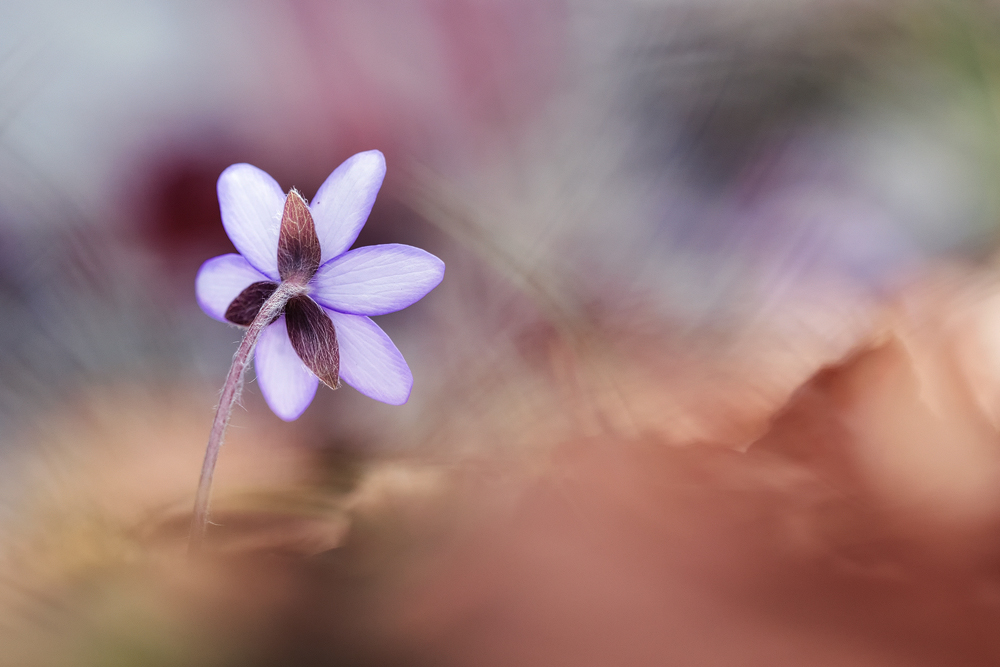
[145, 159, 237, 259]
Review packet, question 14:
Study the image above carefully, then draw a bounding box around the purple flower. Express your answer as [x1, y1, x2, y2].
[194, 150, 444, 420]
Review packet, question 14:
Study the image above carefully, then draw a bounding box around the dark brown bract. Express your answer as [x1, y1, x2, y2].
[277, 189, 322, 285]
[224, 281, 279, 326]
[286, 295, 341, 389]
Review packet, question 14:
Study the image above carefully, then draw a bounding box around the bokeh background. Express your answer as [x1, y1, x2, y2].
[4, 0, 1000, 664]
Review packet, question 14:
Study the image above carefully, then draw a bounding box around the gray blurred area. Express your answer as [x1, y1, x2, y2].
[4, 0, 1000, 665]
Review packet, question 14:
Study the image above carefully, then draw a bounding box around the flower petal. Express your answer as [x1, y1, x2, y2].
[310, 243, 444, 315]
[323, 309, 413, 405]
[310, 150, 386, 263]
[218, 163, 285, 279]
[310, 244, 445, 316]
[254, 317, 320, 421]
[195, 254, 272, 323]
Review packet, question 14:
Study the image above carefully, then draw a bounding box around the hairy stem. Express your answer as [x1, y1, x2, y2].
[189, 281, 301, 554]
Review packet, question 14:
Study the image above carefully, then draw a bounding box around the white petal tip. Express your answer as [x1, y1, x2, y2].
[271, 404, 309, 421]
[373, 385, 412, 406]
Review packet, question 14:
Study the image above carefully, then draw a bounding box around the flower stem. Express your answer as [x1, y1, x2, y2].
[188, 282, 300, 554]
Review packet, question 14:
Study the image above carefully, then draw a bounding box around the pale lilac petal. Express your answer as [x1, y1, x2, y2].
[310, 244, 445, 316]
[323, 309, 413, 405]
[310, 150, 386, 263]
[254, 317, 320, 421]
[218, 163, 285, 279]
[195, 254, 271, 323]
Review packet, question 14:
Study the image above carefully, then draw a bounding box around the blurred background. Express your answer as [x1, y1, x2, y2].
[5, 0, 1000, 664]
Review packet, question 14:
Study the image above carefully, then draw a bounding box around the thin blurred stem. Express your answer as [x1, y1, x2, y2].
[188, 281, 301, 554]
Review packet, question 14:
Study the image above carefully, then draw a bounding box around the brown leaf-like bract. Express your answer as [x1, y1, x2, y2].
[285, 296, 340, 389]
[277, 189, 322, 284]
[225, 281, 280, 326]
